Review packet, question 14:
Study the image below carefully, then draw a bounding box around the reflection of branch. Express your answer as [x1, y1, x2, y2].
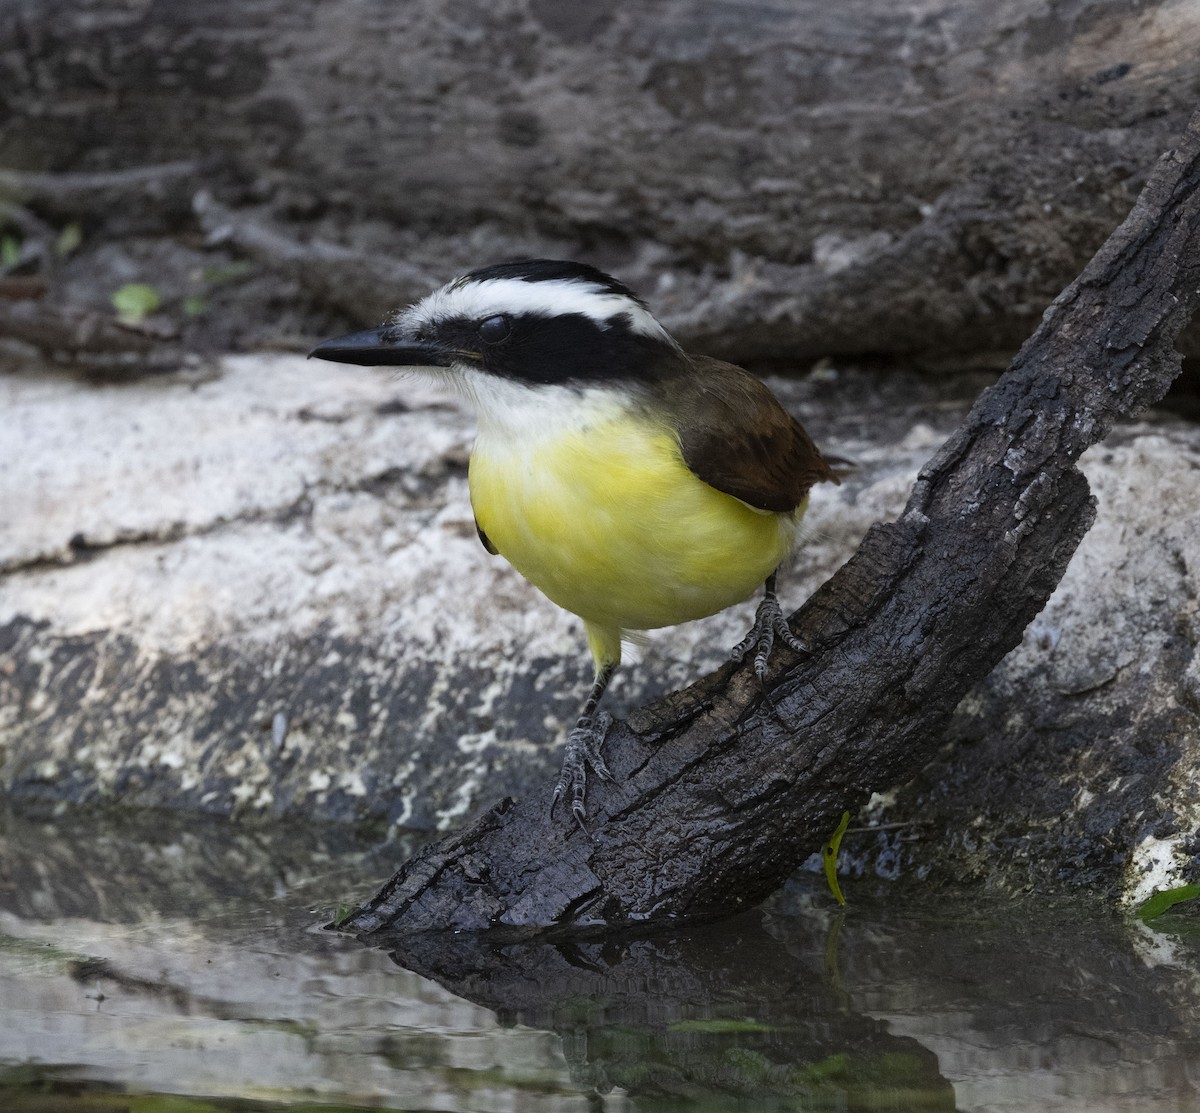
[192, 191, 436, 325]
[392, 915, 953, 1102]
[342, 113, 1200, 938]
[389, 891, 1200, 1106]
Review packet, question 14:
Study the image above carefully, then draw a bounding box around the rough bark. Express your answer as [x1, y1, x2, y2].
[338, 113, 1200, 937]
[2, 0, 1199, 365]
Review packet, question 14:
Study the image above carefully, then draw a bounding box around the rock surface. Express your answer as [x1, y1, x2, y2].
[3, 0, 1200, 364]
[0, 354, 900, 828]
[2, 352, 1197, 902]
[872, 424, 1200, 902]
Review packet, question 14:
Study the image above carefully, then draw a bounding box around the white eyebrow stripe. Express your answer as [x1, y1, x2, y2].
[396, 276, 678, 346]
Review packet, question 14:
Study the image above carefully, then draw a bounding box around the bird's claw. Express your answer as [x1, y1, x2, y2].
[731, 592, 808, 684]
[550, 712, 615, 834]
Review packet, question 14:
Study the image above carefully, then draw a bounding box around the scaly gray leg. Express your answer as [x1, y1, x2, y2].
[730, 570, 808, 683]
[551, 663, 616, 834]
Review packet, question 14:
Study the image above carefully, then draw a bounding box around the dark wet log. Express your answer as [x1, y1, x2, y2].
[339, 113, 1200, 937]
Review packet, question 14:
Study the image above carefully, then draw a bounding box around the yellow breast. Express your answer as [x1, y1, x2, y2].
[468, 399, 799, 635]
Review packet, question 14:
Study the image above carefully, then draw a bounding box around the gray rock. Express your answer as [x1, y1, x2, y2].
[867, 424, 1200, 903]
[1, 354, 1197, 903]
[0, 355, 923, 828]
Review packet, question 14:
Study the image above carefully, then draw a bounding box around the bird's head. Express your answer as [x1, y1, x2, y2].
[309, 260, 685, 399]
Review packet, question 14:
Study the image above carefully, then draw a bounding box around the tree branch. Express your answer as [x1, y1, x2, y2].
[191, 191, 437, 327]
[0, 162, 205, 233]
[341, 112, 1200, 938]
[0, 299, 190, 379]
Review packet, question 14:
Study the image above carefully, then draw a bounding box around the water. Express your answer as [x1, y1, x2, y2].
[2, 803, 1198, 1112]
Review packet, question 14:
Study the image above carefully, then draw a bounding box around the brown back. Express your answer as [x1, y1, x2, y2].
[666, 355, 837, 513]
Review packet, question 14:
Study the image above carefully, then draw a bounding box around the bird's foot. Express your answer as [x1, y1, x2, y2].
[551, 711, 615, 835]
[731, 590, 808, 684]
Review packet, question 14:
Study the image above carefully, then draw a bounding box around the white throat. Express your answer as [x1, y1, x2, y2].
[455, 373, 632, 447]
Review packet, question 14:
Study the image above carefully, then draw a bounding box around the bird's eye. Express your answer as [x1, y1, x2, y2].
[477, 314, 512, 343]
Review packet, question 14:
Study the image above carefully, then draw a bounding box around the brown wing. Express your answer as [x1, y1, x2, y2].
[669, 355, 837, 513]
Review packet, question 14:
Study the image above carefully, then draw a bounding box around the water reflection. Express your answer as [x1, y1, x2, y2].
[388, 914, 953, 1109]
[1, 803, 1199, 1112]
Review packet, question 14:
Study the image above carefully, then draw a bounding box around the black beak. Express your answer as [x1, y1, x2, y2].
[307, 327, 453, 367]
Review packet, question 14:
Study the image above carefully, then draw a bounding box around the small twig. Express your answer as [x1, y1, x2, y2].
[0, 161, 205, 228]
[0, 201, 58, 279]
[0, 300, 188, 378]
[0, 276, 47, 300]
[192, 190, 437, 325]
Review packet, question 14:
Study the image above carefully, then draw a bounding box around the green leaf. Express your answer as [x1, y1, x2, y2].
[182, 294, 208, 317]
[111, 282, 161, 322]
[0, 234, 21, 268]
[1136, 882, 1200, 921]
[56, 222, 82, 256]
[823, 810, 851, 906]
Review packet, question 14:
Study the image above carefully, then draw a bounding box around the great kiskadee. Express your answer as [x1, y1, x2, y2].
[310, 259, 838, 829]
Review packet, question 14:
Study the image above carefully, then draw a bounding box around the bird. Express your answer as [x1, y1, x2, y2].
[309, 259, 839, 830]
